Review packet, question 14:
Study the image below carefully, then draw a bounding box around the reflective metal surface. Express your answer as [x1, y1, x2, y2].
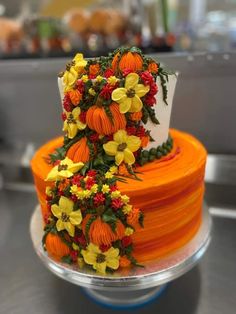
[30, 205, 211, 291]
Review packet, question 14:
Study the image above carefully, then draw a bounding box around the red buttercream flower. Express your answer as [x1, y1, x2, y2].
[86, 177, 95, 189]
[43, 212, 50, 224]
[79, 111, 87, 124]
[145, 94, 156, 107]
[76, 79, 85, 93]
[74, 233, 87, 248]
[110, 185, 118, 192]
[89, 133, 99, 143]
[71, 174, 83, 186]
[70, 250, 78, 262]
[140, 71, 154, 85]
[121, 236, 132, 247]
[63, 94, 73, 112]
[70, 195, 78, 202]
[126, 126, 137, 136]
[87, 169, 97, 177]
[136, 126, 146, 137]
[94, 192, 105, 206]
[149, 82, 158, 96]
[122, 68, 133, 77]
[104, 68, 114, 78]
[111, 198, 123, 210]
[61, 112, 67, 121]
[100, 84, 114, 100]
[100, 244, 111, 252]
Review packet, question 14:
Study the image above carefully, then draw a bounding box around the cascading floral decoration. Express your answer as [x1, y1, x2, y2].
[43, 47, 172, 274]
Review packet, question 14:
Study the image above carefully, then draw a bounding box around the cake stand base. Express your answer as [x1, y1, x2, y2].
[82, 284, 168, 309]
[30, 204, 211, 308]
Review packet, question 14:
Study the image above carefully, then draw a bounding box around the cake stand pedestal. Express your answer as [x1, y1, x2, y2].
[30, 205, 212, 309]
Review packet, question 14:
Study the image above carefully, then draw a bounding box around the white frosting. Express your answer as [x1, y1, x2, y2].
[145, 74, 178, 149]
[58, 77, 64, 102]
[57, 74, 178, 149]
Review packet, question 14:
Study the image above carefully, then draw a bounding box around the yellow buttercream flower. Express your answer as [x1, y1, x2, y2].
[90, 184, 98, 193]
[95, 75, 103, 82]
[46, 157, 84, 181]
[121, 195, 130, 204]
[103, 129, 141, 166]
[125, 227, 134, 236]
[108, 76, 119, 85]
[123, 204, 132, 214]
[73, 53, 87, 69]
[112, 73, 149, 113]
[81, 75, 89, 82]
[89, 88, 96, 96]
[63, 107, 86, 139]
[105, 172, 114, 179]
[51, 196, 82, 237]
[111, 190, 121, 199]
[70, 184, 79, 195]
[102, 184, 110, 194]
[109, 166, 118, 174]
[72, 243, 80, 251]
[81, 243, 119, 274]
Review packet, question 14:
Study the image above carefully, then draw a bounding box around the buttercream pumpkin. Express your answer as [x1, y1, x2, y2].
[112, 51, 143, 72]
[66, 137, 90, 163]
[86, 102, 126, 135]
[45, 233, 70, 260]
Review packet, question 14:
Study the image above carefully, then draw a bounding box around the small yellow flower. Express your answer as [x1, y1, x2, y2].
[95, 75, 103, 82]
[109, 166, 118, 174]
[102, 184, 110, 194]
[46, 186, 53, 197]
[72, 243, 80, 251]
[123, 204, 132, 214]
[103, 129, 141, 166]
[46, 157, 84, 181]
[89, 88, 96, 96]
[51, 196, 82, 237]
[90, 184, 98, 193]
[70, 185, 79, 195]
[76, 189, 91, 199]
[63, 107, 86, 139]
[121, 195, 130, 204]
[105, 172, 113, 179]
[125, 227, 134, 236]
[108, 76, 119, 85]
[112, 73, 149, 113]
[81, 243, 120, 274]
[111, 190, 121, 199]
[81, 75, 89, 82]
[73, 53, 87, 69]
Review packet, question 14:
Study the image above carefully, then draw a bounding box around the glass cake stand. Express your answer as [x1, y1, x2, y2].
[30, 204, 212, 309]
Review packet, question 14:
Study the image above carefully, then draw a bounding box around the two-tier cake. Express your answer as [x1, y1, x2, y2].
[31, 47, 207, 274]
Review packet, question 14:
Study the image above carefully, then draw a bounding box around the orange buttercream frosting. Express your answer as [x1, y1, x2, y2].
[31, 129, 207, 262]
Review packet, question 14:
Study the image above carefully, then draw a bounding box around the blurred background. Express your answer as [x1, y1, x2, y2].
[0, 0, 236, 58]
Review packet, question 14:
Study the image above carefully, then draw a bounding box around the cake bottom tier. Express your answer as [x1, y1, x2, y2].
[31, 129, 207, 263]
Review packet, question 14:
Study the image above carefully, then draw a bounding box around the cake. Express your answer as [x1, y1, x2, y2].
[31, 47, 207, 274]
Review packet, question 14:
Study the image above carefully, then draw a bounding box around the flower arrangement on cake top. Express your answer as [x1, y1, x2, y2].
[43, 47, 173, 274]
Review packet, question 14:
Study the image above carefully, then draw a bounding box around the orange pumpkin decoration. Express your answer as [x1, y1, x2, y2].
[140, 135, 150, 148]
[66, 137, 90, 163]
[45, 233, 70, 260]
[112, 51, 143, 72]
[86, 102, 126, 135]
[82, 215, 125, 246]
[130, 111, 143, 121]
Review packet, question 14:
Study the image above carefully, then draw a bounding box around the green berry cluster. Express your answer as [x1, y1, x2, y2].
[139, 136, 173, 166]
